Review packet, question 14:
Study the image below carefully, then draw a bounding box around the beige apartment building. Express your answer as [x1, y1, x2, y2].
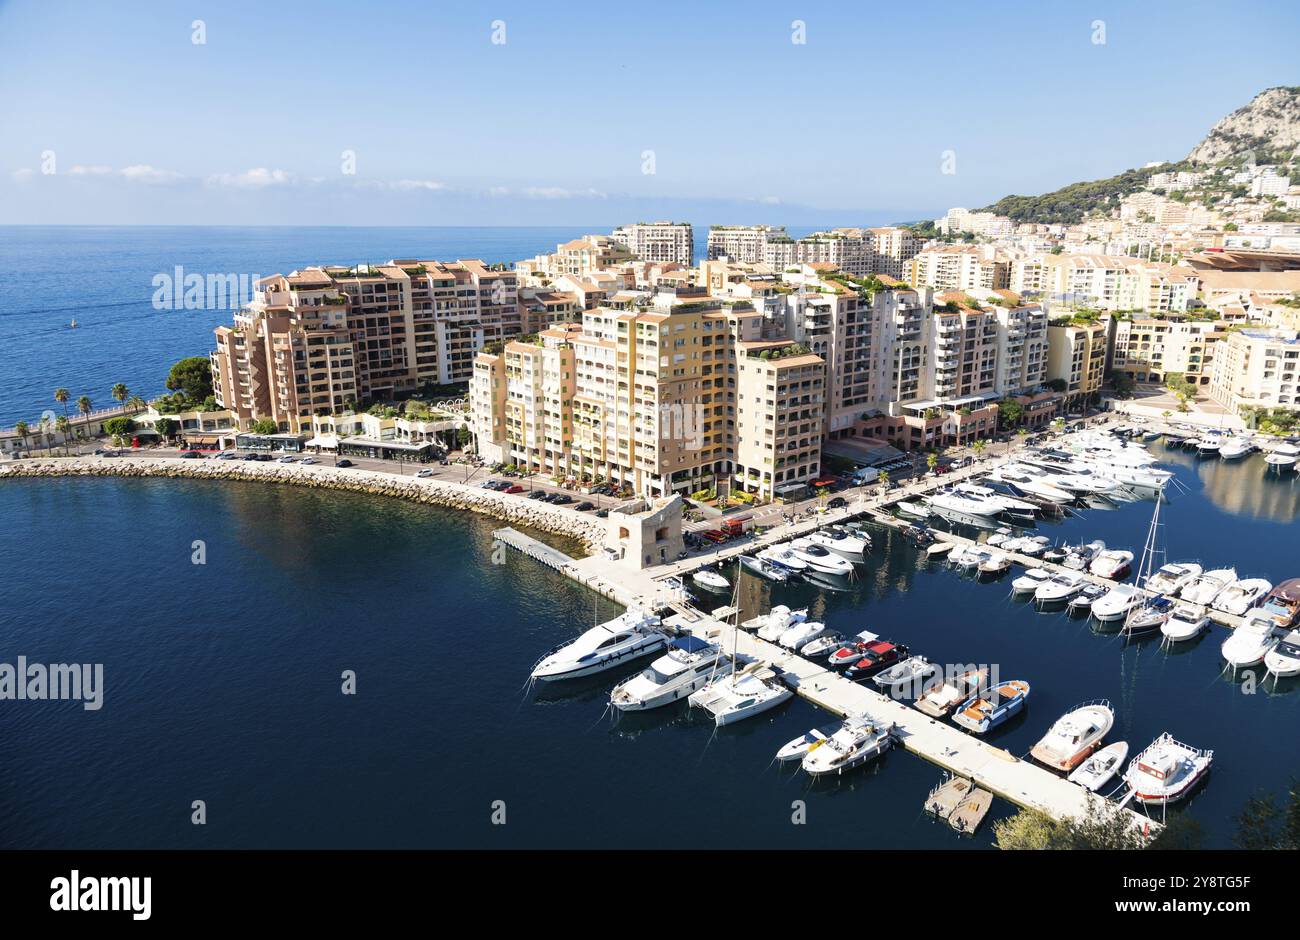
[515, 235, 632, 285]
[707, 225, 787, 263]
[611, 222, 694, 266]
[472, 288, 825, 500]
[1209, 328, 1300, 414]
[1110, 317, 1225, 386]
[1044, 255, 1192, 313]
[910, 245, 1010, 293]
[1046, 319, 1108, 407]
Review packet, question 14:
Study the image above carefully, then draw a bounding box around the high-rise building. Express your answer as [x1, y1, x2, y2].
[611, 222, 694, 266]
[1209, 328, 1300, 414]
[706, 225, 787, 263]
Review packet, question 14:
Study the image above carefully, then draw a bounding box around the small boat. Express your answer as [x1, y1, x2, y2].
[1062, 540, 1105, 571]
[775, 721, 847, 763]
[530, 608, 668, 681]
[808, 527, 869, 560]
[689, 661, 792, 726]
[1012, 535, 1051, 557]
[1255, 578, 1300, 629]
[778, 619, 829, 650]
[610, 636, 733, 711]
[1264, 629, 1300, 679]
[1143, 430, 1162, 442]
[1220, 612, 1279, 669]
[1035, 571, 1087, 605]
[1264, 444, 1299, 471]
[1123, 596, 1176, 636]
[1196, 436, 1223, 456]
[1030, 699, 1114, 771]
[1145, 562, 1202, 595]
[801, 717, 895, 777]
[1180, 567, 1238, 606]
[895, 500, 931, 519]
[1089, 549, 1134, 580]
[1219, 439, 1252, 460]
[1212, 578, 1272, 617]
[738, 554, 791, 583]
[1069, 740, 1129, 792]
[789, 539, 855, 576]
[692, 568, 731, 592]
[754, 605, 808, 642]
[950, 545, 992, 571]
[1091, 584, 1142, 622]
[800, 632, 850, 658]
[756, 547, 809, 574]
[952, 679, 1031, 734]
[1069, 583, 1108, 613]
[1124, 733, 1213, 805]
[872, 655, 938, 695]
[843, 640, 910, 680]
[1161, 602, 1210, 643]
[977, 552, 1012, 577]
[915, 668, 987, 718]
[69, 318, 78, 328]
[1011, 567, 1052, 595]
[926, 541, 955, 558]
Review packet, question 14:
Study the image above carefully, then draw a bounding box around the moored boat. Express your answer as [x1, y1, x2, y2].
[1160, 602, 1210, 643]
[1124, 733, 1213, 805]
[1068, 583, 1108, 614]
[530, 608, 668, 681]
[1220, 611, 1280, 670]
[1091, 584, 1142, 622]
[754, 605, 808, 641]
[689, 661, 792, 726]
[1122, 596, 1176, 636]
[1180, 567, 1238, 606]
[952, 679, 1030, 734]
[738, 553, 792, 583]
[1089, 549, 1134, 580]
[1264, 629, 1300, 679]
[1030, 699, 1114, 772]
[1068, 740, 1129, 792]
[692, 568, 731, 592]
[1035, 571, 1087, 605]
[1255, 578, 1300, 629]
[1212, 578, 1272, 617]
[801, 716, 895, 777]
[915, 668, 987, 718]
[1011, 567, 1052, 595]
[872, 655, 938, 695]
[1145, 562, 1202, 595]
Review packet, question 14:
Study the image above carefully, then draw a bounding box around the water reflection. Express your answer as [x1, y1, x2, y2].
[1162, 449, 1300, 523]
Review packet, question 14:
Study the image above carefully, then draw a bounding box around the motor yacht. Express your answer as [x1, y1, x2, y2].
[953, 679, 1030, 734]
[1218, 439, 1252, 460]
[1255, 578, 1300, 629]
[1068, 583, 1108, 614]
[1063, 540, 1105, 571]
[924, 490, 1004, 518]
[1145, 562, 1202, 595]
[925, 541, 955, 559]
[1030, 700, 1114, 771]
[1195, 436, 1223, 456]
[609, 636, 733, 711]
[1161, 602, 1210, 643]
[756, 546, 808, 574]
[1090, 584, 1142, 622]
[788, 538, 855, 576]
[1220, 612, 1280, 670]
[950, 545, 993, 571]
[986, 465, 1076, 503]
[738, 554, 792, 583]
[689, 661, 793, 726]
[1264, 629, 1300, 679]
[1089, 549, 1134, 580]
[692, 568, 731, 592]
[1212, 578, 1272, 617]
[1124, 733, 1213, 806]
[1008, 535, 1051, 557]
[801, 716, 895, 777]
[1068, 741, 1129, 792]
[1180, 567, 1238, 606]
[799, 631, 852, 658]
[530, 609, 668, 681]
[775, 720, 851, 763]
[755, 605, 809, 642]
[808, 528, 867, 560]
[951, 483, 1038, 519]
[1035, 571, 1087, 605]
[895, 500, 931, 519]
[778, 619, 829, 650]
[1264, 444, 1299, 471]
[1011, 567, 1052, 595]
[978, 552, 1012, 577]
[872, 655, 938, 696]
[915, 668, 987, 718]
[844, 640, 910, 680]
[1123, 596, 1176, 636]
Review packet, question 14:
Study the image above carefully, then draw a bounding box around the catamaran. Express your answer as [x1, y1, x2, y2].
[1029, 700, 1114, 771]
[531, 608, 669, 681]
[1124, 733, 1212, 805]
[690, 591, 792, 726]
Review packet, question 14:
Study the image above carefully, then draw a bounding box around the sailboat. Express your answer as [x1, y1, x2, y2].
[1122, 484, 1171, 638]
[689, 589, 792, 726]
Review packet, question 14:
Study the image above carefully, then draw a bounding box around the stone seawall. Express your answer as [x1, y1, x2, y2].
[0, 457, 607, 554]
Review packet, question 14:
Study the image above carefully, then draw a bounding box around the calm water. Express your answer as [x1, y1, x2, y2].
[1, 447, 1297, 848]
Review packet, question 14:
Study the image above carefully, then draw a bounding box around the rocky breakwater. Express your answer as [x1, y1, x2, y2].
[0, 457, 608, 554]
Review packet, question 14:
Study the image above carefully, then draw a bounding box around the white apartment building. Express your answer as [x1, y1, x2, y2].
[937, 208, 1013, 238]
[706, 225, 787, 263]
[1209, 328, 1300, 414]
[612, 222, 694, 266]
[910, 244, 1010, 293]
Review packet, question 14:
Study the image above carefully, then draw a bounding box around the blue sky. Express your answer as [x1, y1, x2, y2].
[2, 0, 1298, 226]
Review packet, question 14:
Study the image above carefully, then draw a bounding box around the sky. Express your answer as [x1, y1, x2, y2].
[2, 0, 1298, 227]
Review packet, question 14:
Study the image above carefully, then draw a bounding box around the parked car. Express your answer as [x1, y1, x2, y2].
[575, 501, 595, 511]
[180, 451, 204, 459]
[242, 453, 259, 461]
[278, 455, 297, 463]
[527, 490, 547, 500]
[827, 496, 847, 509]
[416, 468, 435, 478]
[336, 459, 354, 468]
[551, 494, 572, 504]
[300, 457, 318, 465]
[480, 480, 498, 489]
[505, 485, 525, 494]
[595, 509, 609, 518]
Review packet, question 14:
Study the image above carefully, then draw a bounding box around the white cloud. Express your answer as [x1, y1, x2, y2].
[521, 186, 607, 200]
[120, 164, 183, 184]
[11, 168, 36, 183]
[388, 178, 445, 192]
[69, 165, 113, 176]
[205, 167, 295, 188]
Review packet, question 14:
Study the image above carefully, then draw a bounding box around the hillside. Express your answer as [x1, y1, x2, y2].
[1188, 86, 1300, 164]
[980, 165, 1179, 225]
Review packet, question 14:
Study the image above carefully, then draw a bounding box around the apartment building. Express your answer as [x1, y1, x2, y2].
[212, 259, 522, 431]
[1046, 318, 1108, 407]
[472, 289, 825, 500]
[611, 222, 694, 266]
[867, 227, 922, 280]
[1209, 328, 1300, 414]
[910, 245, 1010, 293]
[1110, 317, 1226, 386]
[706, 225, 787, 263]
[1044, 255, 1192, 313]
[515, 235, 632, 285]
[937, 208, 1013, 238]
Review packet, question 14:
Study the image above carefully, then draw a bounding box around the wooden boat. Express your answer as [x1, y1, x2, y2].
[915, 668, 987, 718]
[953, 679, 1030, 734]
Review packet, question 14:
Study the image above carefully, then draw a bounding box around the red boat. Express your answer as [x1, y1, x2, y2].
[844, 641, 910, 680]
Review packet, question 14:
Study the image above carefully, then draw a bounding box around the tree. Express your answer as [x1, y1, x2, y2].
[14, 420, 29, 455]
[456, 427, 472, 448]
[249, 419, 279, 435]
[925, 452, 938, 474]
[165, 357, 214, 405]
[877, 470, 889, 489]
[55, 415, 71, 454]
[111, 383, 129, 409]
[1235, 780, 1300, 850]
[76, 396, 93, 438]
[154, 418, 178, 441]
[997, 399, 1024, 428]
[38, 416, 54, 453]
[126, 395, 146, 413]
[104, 416, 135, 441]
[1045, 378, 1068, 393]
[994, 797, 1160, 850]
[54, 387, 71, 424]
[972, 439, 988, 460]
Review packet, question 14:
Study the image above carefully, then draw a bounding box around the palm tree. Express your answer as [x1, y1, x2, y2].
[14, 420, 29, 456]
[55, 415, 71, 455]
[38, 416, 54, 454]
[972, 439, 987, 461]
[926, 452, 938, 475]
[77, 396, 93, 442]
[111, 384, 129, 411]
[54, 387, 71, 424]
[126, 395, 146, 413]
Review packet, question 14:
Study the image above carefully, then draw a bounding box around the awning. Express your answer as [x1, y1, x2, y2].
[305, 435, 339, 448]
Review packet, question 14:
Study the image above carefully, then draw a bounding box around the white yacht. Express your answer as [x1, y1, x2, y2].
[986, 465, 1075, 503]
[778, 619, 829, 650]
[789, 538, 855, 576]
[1068, 741, 1129, 792]
[1220, 612, 1280, 670]
[808, 527, 868, 560]
[1011, 567, 1052, 595]
[775, 722, 841, 763]
[689, 661, 793, 726]
[1124, 734, 1213, 806]
[800, 631, 856, 658]
[692, 568, 731, 592]
[1264, 630, 1300, 679]
[1007, 534, 1051, 557]
[1218, 439, 1252, 460]
[1180, 567, 1238, 606]
[1160, 602, 1210, 643]
[1068, 583, 1108, 614]
[924, 490, 1004, 518]
[1145, 562, 1203, 595]
[756, 546, 808, 574]
[1195, 436, 1223, 455]
[1212, 578, 1272, 617]
[610, 636, 733, 711]
[801, 716, 895, 777]
[1089, 549, 1134, 580]
[977, 552, 1012, 577]
[951, 483, 1038, 519]
[1035, 571, 1087, 604]
[1091, 584, 1142, 622]
[1063, 540, 1105, 571]
[1264, 443, 1299, 471]
[1029, 700, 1114, 772]
[895, 500, 931, 519]
[872, 655, 938, 695]
[754, 605, 808, 642]
[950, 545, 993, 571]
[530, 609, 668, 681]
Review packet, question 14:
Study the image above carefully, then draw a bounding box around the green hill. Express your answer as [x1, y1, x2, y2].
[979, 164, 1182, 225]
